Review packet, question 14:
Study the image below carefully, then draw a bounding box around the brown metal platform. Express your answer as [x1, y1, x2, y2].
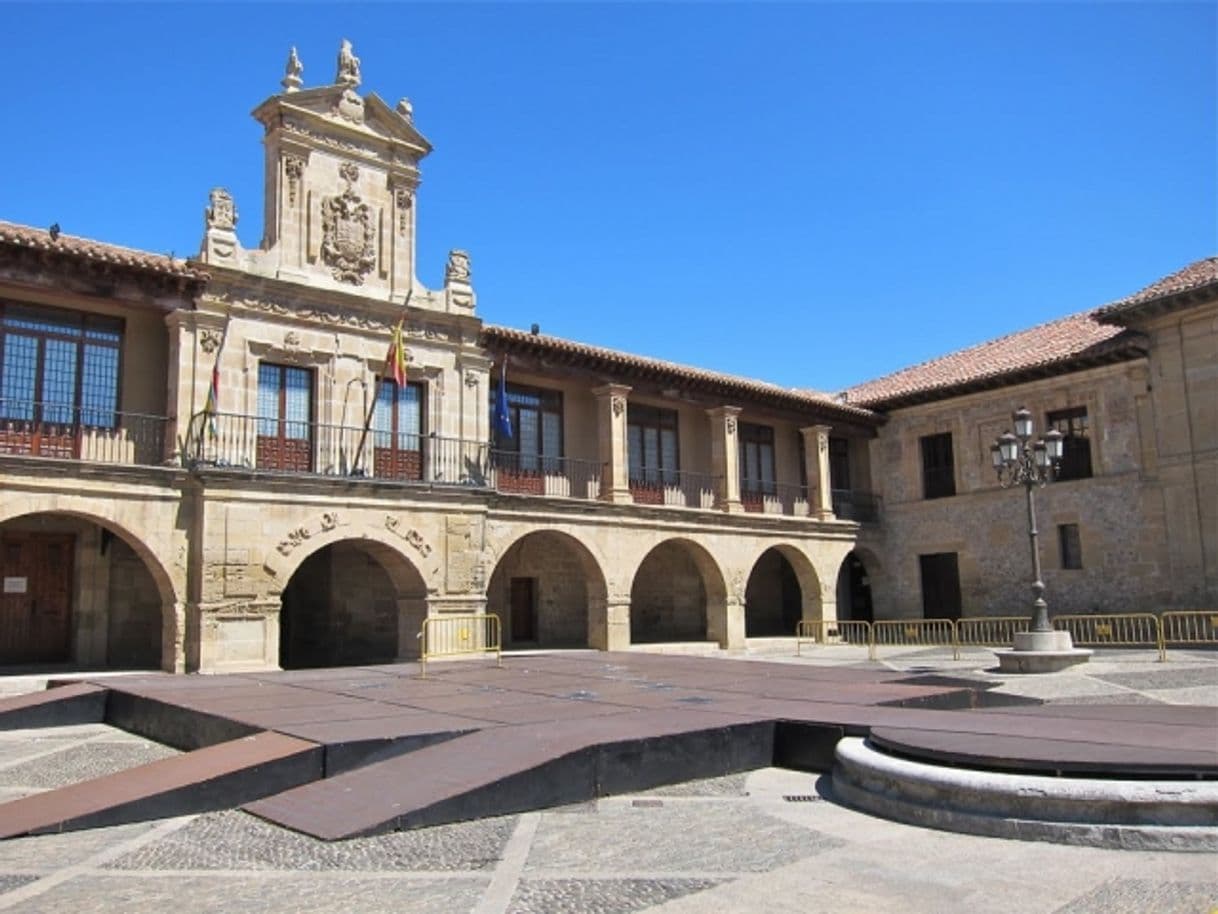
[0, 653, 1214, 840]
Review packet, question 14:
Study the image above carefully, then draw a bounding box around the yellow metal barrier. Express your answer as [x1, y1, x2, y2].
[871, 618, 959, 660]
[1160, 611, 1218, 655]
[1052, 613, 1164, 661]
[418, 613, 502, 678]
[795, 620, 874, 659]
[955, 616, 1030, 648]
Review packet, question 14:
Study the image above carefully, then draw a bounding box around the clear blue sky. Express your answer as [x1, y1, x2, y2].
[3, 3, 1214, 392]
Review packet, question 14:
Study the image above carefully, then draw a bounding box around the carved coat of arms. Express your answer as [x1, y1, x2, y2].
[321, 186, 376, 284]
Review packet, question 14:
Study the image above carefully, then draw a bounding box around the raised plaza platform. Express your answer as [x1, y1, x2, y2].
[0, 653, 1213, 845]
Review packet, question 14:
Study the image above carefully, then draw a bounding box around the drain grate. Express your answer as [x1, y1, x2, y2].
[632, 799, 664, 808]
[783, 795, 821, 803]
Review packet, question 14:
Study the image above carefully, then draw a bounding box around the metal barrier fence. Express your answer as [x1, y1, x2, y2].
[792, 612, 1217, 662]
[1052, 613, 1165, 661]
[795, 620, 874, 659]
[872, 618, 960, 660]
[955, 616, 1030, 647]
[417, 614, 502, 678]
[1159, 611, 1218, 651]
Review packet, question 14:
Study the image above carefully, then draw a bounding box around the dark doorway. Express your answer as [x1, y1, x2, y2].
[744, 548, 802, 636]
[280, 543, 400, 669]
[0, 532, 74, 664]
[509, 577, 537, 643]
[919, 553, 962, 620]
[836, 552, 874, 623]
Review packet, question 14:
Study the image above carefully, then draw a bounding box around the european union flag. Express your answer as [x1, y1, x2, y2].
[494, 360, 513, 439]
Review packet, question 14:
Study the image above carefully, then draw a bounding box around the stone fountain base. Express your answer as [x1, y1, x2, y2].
[995, 630, 1093, 674]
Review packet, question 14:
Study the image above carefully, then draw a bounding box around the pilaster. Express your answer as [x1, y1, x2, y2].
[593, 384, 633, 504]
[707, 406, 743, 513]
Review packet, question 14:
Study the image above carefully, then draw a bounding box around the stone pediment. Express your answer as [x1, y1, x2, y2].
[252, 86, 432, 166]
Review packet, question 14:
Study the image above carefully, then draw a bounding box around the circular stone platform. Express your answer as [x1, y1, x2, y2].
[831, 737, 1218, 851]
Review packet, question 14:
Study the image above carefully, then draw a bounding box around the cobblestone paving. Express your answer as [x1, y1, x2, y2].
[1, 874, 487, 914]
[108, 809, 516, 871]
[524, 802, 843, 873]
[1092, 667, 1218, 690]
[506, 878, 723, 914]
[634, 772, 749, 797]
[0, 740, 178, 789]
[1053, 878, 1218, 914]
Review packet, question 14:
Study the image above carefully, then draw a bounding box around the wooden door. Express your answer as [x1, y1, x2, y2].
[509, 577, 536, 643]
[1, 533, 74, 663]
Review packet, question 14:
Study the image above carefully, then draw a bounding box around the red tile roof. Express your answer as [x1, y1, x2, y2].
[0, 220, 208, 284]
[839, 311, 1144, 410]
[1095, 256, 1218, 323]
[481, 324, 879, 423]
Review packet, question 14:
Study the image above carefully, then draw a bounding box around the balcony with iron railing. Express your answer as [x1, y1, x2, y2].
[183, 410, 603, 500]
[831, 488, 882, 523]
[0, 399, 168, 467]
[740, 479, 810, 517]
[628, 468, 719, 510]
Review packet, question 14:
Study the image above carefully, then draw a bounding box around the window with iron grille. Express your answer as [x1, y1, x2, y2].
[490, 382, 562, 472]
[1059, 523, 1083, 570]
[0, 301, 122, 428]
[628, 403, 679, 486]
[920, 432, 955, 499]
[1047, 406, 1092, 480]
[739, 422, 776, 496]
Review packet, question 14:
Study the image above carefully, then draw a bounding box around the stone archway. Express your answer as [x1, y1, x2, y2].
[836, 548, 877, 623]
[743, 545, 820, 636]
[485, 530, 608, 649]
[278, 538, 427, 669]
[0, 510, 177, 670]
[629, 538, 728, 645]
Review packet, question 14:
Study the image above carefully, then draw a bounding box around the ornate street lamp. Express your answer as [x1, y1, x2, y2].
[991, 408, 1089, 672]
[991, 410, 1063, 633]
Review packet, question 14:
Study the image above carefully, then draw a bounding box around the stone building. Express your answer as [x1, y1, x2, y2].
[0, 44, 1213, 672]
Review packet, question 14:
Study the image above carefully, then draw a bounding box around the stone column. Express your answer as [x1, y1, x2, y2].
[593, 384, 633, 505]
[162, 600, 187, 673]
[706, 406, 743, 513]
[801, 425, 835, 519]
[708, 596, 746, 650]
[589, 595, 631, 651]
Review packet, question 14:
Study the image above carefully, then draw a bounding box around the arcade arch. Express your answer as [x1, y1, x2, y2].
[629, 538, 727, 644]
[485, 530, 607, 648]
[0, 510, 175, 669]
[744, 545, 821, 636]
[278, 538, 426, 668]
[836, 549, 877, 623]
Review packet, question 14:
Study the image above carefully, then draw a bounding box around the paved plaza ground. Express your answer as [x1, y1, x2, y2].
[0, 645, 1213, 914]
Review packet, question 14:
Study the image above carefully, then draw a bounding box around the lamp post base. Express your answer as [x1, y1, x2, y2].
[996, 630, 1093, 674]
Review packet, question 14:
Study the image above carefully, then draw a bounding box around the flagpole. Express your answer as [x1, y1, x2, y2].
[352, 291, 411, 476]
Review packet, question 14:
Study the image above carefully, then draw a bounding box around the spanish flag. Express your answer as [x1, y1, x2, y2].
[385, 318, 408, 387]
[205, 361, 220, 438]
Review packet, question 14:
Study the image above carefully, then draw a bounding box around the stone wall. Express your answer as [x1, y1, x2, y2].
[866, 361, 1174, 618]
[630, 541, 709, 642]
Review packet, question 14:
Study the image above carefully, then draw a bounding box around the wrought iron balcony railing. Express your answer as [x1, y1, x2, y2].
[740, 479, 810, 517]
[183, 410, 603, 500]
[628, 469, 719, 509]
[831, 488, 882, 523]
[0, 399, 168, 467]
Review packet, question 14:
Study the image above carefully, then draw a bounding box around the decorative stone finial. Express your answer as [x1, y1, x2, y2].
[445, 250, 471, 286]
[396, 98, 414, 123]
[336, 38, 361, 88]
[206, 188, 237, 232]
[282, 46, 303, 92]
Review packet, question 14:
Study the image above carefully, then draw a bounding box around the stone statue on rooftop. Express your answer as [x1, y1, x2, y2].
[336, 39, 361, 88]
[282, 46, 303, 93]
